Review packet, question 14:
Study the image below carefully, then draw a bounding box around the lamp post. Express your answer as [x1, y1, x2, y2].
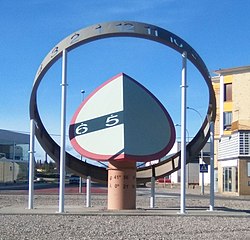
[79, 90, 85, 194]
[175, 124, 190, 141]
[187, 107, 205, 195]
[59, 49, 67, 213]
[81, 90, 85, 100]
[80, 90, 91, 207]
[28, 119, 35, 209]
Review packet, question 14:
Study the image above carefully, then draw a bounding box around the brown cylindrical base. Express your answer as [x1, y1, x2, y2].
[108, 161, 136, 210]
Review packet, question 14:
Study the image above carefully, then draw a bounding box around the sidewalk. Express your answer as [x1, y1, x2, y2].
[1, 185, 250, 217]
[1, 205, 250, 217]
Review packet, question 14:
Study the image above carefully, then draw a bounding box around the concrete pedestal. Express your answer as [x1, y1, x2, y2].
[108, 161, 136, 210]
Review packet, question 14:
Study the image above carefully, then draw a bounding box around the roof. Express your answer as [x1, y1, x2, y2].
[213, 65, 250, 76]
[0, 129, 30, 144]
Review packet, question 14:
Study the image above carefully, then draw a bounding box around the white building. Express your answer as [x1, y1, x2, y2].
[0, 129, 29, 183]
[168, 141, 210, 186]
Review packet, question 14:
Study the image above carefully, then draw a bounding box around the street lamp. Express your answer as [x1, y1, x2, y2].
[175, 124, 190, 142]
[79, 90, 85, 193]
[186, 107, 202, 119]
[81, 90, 85, 101]
[187, 106, 205, 195]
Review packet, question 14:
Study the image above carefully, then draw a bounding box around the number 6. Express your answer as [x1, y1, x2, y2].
[75, 123, 88, 135]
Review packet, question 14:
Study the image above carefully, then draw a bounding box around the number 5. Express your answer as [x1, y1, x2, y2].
[106, 114, 119, 127]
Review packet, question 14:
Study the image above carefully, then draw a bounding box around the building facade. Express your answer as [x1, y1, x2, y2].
[0, 129, 29, 183]
[163, 141, 210, 186]
[212, 65, 250, 195]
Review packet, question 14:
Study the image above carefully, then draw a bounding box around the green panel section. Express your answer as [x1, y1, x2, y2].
[123, 74, 173, 156]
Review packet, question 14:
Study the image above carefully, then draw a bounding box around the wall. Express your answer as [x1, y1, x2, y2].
[233, 72, 250, 130]
[0, 160, 20, 183]
[238, 159, 250, 195]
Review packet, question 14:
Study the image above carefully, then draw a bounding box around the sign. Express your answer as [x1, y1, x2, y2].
[200, 164, 208, 173]
[69, 73, 176, 162]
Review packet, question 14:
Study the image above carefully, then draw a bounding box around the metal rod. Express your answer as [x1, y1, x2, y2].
[219, 75, 224, 137]
[28, 119, 35, 209]
[150, 176, 155, 208]
[12, 141, 15, 182]
[209, 121, 215, 211]
[59, 49, 67, 213]
[79, 174, 82, 193]
[180, 51, 187, 214]
[86, 176, 91, 207]
[79, 90, 85, 194]
[201, 149, 205, 195]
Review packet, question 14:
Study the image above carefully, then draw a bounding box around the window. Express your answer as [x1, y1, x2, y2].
[224, 83, 232, 101]
[223, 111, 232, 130]
[223, 167, 238, 192]
[239, 132, 250, 155]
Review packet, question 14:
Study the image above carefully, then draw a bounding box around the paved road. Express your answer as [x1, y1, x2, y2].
[0, 182, 107, 193]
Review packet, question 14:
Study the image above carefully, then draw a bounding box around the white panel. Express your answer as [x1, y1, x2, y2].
[220, 159, 238, 167]
[76, 75, 123, 122]
[76, 124, 124, 156]
[174, 157, 179, 169]
[218, 133, 239, 160]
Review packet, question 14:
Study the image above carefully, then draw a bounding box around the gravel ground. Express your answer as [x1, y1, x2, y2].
[0, 185, 250, 240]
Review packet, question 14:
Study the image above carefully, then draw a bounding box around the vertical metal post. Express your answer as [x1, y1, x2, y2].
[79, 90, 85, 194]
[209, 121, 215, 211]
[12, 141, 16, 182]
[86, 176, 91, 207]
[2, 161, 5, 182]
[201, 149, 205, 195]
[180, 51, 187, 214]
[78, 157, 83, 193]
[59, 49, 67, 213]
[219, 75, 224, 137]
[28, 119, 35, 209]
[150, 176, 155, 208]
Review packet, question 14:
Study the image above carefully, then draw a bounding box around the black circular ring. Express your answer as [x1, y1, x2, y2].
[30, 21, 216, 183]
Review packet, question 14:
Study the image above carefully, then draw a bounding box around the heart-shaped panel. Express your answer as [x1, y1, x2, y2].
[69, 73, 175, 162]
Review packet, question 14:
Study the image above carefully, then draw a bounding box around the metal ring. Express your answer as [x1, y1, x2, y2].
[30, 21, 216, 183]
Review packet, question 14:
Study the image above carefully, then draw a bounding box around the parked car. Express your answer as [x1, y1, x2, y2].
[34, 177, 45, 183]
[156, 177, 171, 183]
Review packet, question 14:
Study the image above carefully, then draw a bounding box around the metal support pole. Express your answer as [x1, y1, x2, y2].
[150, 176, 156, 208]
[28, 119, 35, 209]
[180, 51, 187, 214]
[79, 154, 83, 194]
[219, 75, 224, 137]
[201, 149, 205, 195]
[79, 90, 85, 194]
[12, 141, 16, 182]
[59, 49, 67, 213]
[79, 175, 82, 193]
[86, 176, 91, 207]
[209, 121, 215, 211]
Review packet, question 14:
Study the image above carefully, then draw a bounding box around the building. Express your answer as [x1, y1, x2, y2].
[169, 141, 210, 186]
[212, 65, 250, 195]
[0, 129, 29, 183]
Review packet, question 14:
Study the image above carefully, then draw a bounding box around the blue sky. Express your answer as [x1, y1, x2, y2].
[1, 1, 250, 160]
